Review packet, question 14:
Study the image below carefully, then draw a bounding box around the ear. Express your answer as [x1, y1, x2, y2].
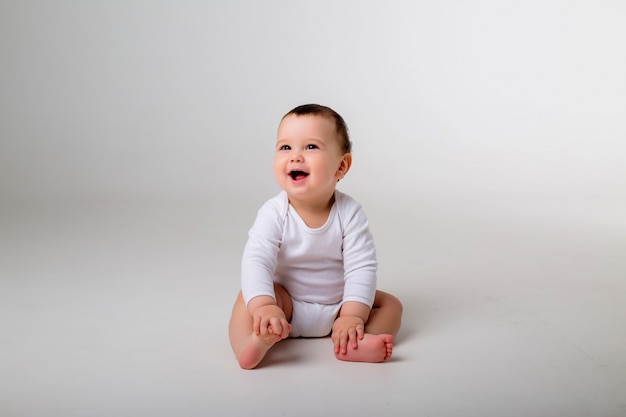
[335, 153, 352, 181]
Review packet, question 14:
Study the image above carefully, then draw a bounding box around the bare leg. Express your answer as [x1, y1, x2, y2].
[228, 284, 293, 369]
[335, 290, 402, 363]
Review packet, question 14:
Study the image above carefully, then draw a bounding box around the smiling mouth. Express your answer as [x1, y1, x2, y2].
[289, 170, 309, 181]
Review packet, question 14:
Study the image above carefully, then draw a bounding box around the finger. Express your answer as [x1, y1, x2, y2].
[259, 317, 269, 336]
[348, 328, 358, 349]
[271, 318, 288, 338]
[356, 324, 365, 340]
[269, 317, 281, 335]
[280, 319, 292, 338]
[339, 333, 348, 354]
[274, 318, 284, 336]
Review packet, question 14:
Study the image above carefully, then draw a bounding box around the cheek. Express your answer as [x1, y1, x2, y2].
[273, 157, 285, 176]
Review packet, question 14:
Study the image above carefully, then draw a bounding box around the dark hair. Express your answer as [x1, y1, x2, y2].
[282, 104, 352, 153]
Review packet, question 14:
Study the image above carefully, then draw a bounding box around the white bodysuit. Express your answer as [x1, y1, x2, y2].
[241, 190, 378, 337]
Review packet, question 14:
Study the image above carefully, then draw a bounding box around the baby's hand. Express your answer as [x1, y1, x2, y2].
[331, 316, 365, 355]
[252, 304, 291, 339]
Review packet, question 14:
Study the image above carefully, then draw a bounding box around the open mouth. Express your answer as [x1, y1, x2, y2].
[289, 170, 309, 181]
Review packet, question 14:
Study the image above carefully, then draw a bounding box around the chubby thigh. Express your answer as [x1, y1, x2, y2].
[289, 299, 342, 338]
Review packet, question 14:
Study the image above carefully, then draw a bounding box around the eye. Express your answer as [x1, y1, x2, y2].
[306, 144, 318, 150]
[279, 145, 291, 151]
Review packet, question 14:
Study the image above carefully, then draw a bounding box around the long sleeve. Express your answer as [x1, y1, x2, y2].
[339, 195, 378, 308]
[240, 196, 285, 306]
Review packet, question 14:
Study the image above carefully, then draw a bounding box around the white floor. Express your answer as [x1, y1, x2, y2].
[1, 195, 625, 417]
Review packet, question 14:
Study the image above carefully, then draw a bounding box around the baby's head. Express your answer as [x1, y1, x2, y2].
[274, 104, 353, 205]
[281, 104, 352, 154]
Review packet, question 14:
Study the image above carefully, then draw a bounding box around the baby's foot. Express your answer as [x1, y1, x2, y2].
[237, 333, 282, 370]
[335, 333, 394, 363]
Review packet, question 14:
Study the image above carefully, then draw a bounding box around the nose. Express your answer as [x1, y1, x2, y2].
[290, 151, 303, 163]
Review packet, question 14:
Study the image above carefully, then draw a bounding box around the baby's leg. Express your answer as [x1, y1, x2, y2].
[365, 290, 403, 336]
[334, 290, 402, 363]
[229, 292, 280, 369]
[228, 285, 293, 370]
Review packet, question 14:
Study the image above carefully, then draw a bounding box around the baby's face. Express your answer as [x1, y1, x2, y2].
[274, 114, 350, 207]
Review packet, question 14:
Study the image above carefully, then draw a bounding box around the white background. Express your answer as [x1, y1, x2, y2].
[2, 1, 624, 206]
[1, 1, 625, 416]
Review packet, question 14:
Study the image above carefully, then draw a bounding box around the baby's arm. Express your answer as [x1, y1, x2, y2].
[332, 301, 371, 355]
[248, 295, 291, 339]
[334, 196, 377, 355]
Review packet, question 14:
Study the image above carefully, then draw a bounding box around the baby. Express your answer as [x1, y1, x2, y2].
[228, 104, 402, 369]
